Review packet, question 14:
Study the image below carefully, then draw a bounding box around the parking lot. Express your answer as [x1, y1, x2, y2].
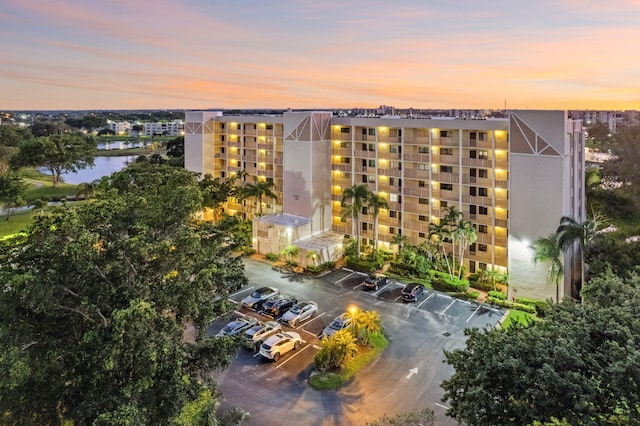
[210, 259, 505, 426]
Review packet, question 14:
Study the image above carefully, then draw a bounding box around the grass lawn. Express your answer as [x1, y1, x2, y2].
[98, 147, 156, 157]
[502, 309, 538, 329]
[0, 210, 33, 240]
[308, 332, 389, 390]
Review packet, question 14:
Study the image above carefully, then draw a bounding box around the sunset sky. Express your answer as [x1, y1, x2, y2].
[1, 0, 639, 111]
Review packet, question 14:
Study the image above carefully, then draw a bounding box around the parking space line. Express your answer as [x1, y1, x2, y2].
[276, 344, 312, 369]
[440, 299, 457, 315]
[416, 292, 434, 309]
[465, 305, 481, 323]
[230, 286, 254, 298]
[435, 402, 450, 410]
[296, 312, 325, 328]
[335, 272, 357, 284]
[300, 329, 317, 338]
[228, 299, 239, 304]
[394, 295, 402, 301]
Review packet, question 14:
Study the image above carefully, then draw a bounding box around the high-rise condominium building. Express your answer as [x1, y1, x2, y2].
[184, 110, 584, 301]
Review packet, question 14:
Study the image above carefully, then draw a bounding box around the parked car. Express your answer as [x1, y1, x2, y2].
[244, 321, 281, 349]
[261, 294, 297, 318]
[241, 286, 279, 310]
[281, 301, 318, 326]
[401, 283, 425, 302]
[259, 331, 303, 361]
[319, 313, 352, 339]
[217, 316, 258, 337]
[362, 274, 389, 291]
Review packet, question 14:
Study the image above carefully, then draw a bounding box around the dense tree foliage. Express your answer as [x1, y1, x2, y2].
[441, 270, 640, 425]
[29, 120, 71, 137]
[65, 114, 108, 130]
[0, 124, 33, 174]
[11, 134, 97, 186]
[0, 163, 248, 424]
[601, 124, 640, 203]
[0, 171, 28, 220]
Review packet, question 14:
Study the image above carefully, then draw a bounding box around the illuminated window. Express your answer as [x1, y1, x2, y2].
[478, 150, 488, 160]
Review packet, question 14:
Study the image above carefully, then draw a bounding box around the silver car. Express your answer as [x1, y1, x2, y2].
[319, 313, 352, 339]
[216, 316, 258, 337]
[244, 321, 281, 347]
[281, 301, 318, 326]
[259, 331, 303, 361]
[240, 286, 279, 310]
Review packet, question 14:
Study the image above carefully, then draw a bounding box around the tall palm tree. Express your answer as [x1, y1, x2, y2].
[456, 219, 477, 279]
[429, 221, 453, 278]
[531, 233, 563, 302]
[341, 184, 371, 255]
[306, 250, 320, 266]
[556, 214, 605, 300]
[367, 193, 388, 252]
[359, 310, 383, 345]
[242, 176, 277, 216]
[391, 234, 408, 252]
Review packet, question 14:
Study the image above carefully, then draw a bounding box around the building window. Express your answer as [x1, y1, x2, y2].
[419, 181, 426, 188]
[470, 150, 477, 159]
[479, 262, 488, 270]
[478, 244, 488, 252]
[478, 225, 488, 233]
[362, 222, 368, 231]
[440, 130, 449, 138]
[470, 168, 476, 177]
[362, 143, 367, 150]
[419, 215, 427, 221]
[390, 178, 396, 186]
[470, 205, 476, 214]
[479, 187, 488, 197]
[340, 157, 351, 164]
[478, 150, 488, 160]
[340, 142, 349, 148]
[479, 206, 488, 215]
[441, 201, 448, 208]
[389, 145, 399, 153]
[368, 128, 376, 136]
[368, 144, 376, 152]
[441, 166, 453, 173]
[419, 198, 428, 205]
[390, 211, 397, 218]
[470, 187, 477, 196]
[342, 172, 351, 179]
[479, 132, 488, 141]
[390, 194, 400, 203]
[340, 216, 347, 223]
[237, 124, 241, 130]
[362, 175, 368, 183]
[362, 159, 367, 167]
[418, 163, 428, 170]
[368, 159, 376, 167]
[470, 132, 476, 140]
[441, 183, 453, 191]
[441, 148, 453, 155]
[390, 227, 396, 234]
[390, 161, 402, 170]
[418, 146, 429, 153]
[221, 123, 225, 129]
[419, 232, 426, 238]
[479, 169, 488, 178]
[470, 243, 476, 252]
[266, 124, 273, 130]
[221, 147, 225, 153]
[340, 127, 350, 133]
[368, 175, 376, 183]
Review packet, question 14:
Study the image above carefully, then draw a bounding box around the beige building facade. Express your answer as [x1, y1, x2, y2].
[185, 110, 584, 301]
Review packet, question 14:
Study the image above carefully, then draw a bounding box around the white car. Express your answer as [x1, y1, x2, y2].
[319, 313, 352, 339]
[259, 332, 303, 361]
[216, 316, 258, 337]
[281, 301, 318, 326]
[244, 321, 281, 347]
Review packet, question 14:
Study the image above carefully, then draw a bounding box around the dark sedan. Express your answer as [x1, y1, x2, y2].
[261, 294, 298, 318]
[362, 274, 389, 291]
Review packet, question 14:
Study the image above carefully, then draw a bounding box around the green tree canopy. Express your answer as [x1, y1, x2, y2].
[0, 163, 248, 424]
[11, 134, 97, 186]
[441, 270, 640, 425]
[0, 124, 33, 174]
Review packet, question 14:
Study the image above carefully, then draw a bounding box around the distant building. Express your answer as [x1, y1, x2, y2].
[184, 110, 584, 301]
[568, 110, 640, 133]
[106, 120, 132, 135]
[143, 120, 184, 136]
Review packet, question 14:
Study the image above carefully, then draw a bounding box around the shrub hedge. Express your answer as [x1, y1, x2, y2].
[265, 253, 279, 262]
[488, 290, 506, 300]
[515, 297, 551, 317]
[430, 271, 469, 293]
[486, 297, 536, 314]
[346, 257, 377, 273]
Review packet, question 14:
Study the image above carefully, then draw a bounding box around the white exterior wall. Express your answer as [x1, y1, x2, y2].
[184, 111, 222, 176]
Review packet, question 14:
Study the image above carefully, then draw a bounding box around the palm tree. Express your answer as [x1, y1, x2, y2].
[328, 329, 359, 368]
[367, 193, 388, 252]
[75, 181, 95, 200]
[241, 176, 277, 216]
[341, 184, 372, 255]
[531, 234, 564, 302]
[456, 219, 477, 279]
[481, 268, 503, 292]
[359, 310, 383, 345]
[279, 245, 299, 265]
[391, 234, 408, 252]
[556, 214, 605, 300]
[429, 221, 453, 278]
[306, 250, 320, 266]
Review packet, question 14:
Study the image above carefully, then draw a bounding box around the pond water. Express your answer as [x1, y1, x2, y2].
[46, 156, 132, 185]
